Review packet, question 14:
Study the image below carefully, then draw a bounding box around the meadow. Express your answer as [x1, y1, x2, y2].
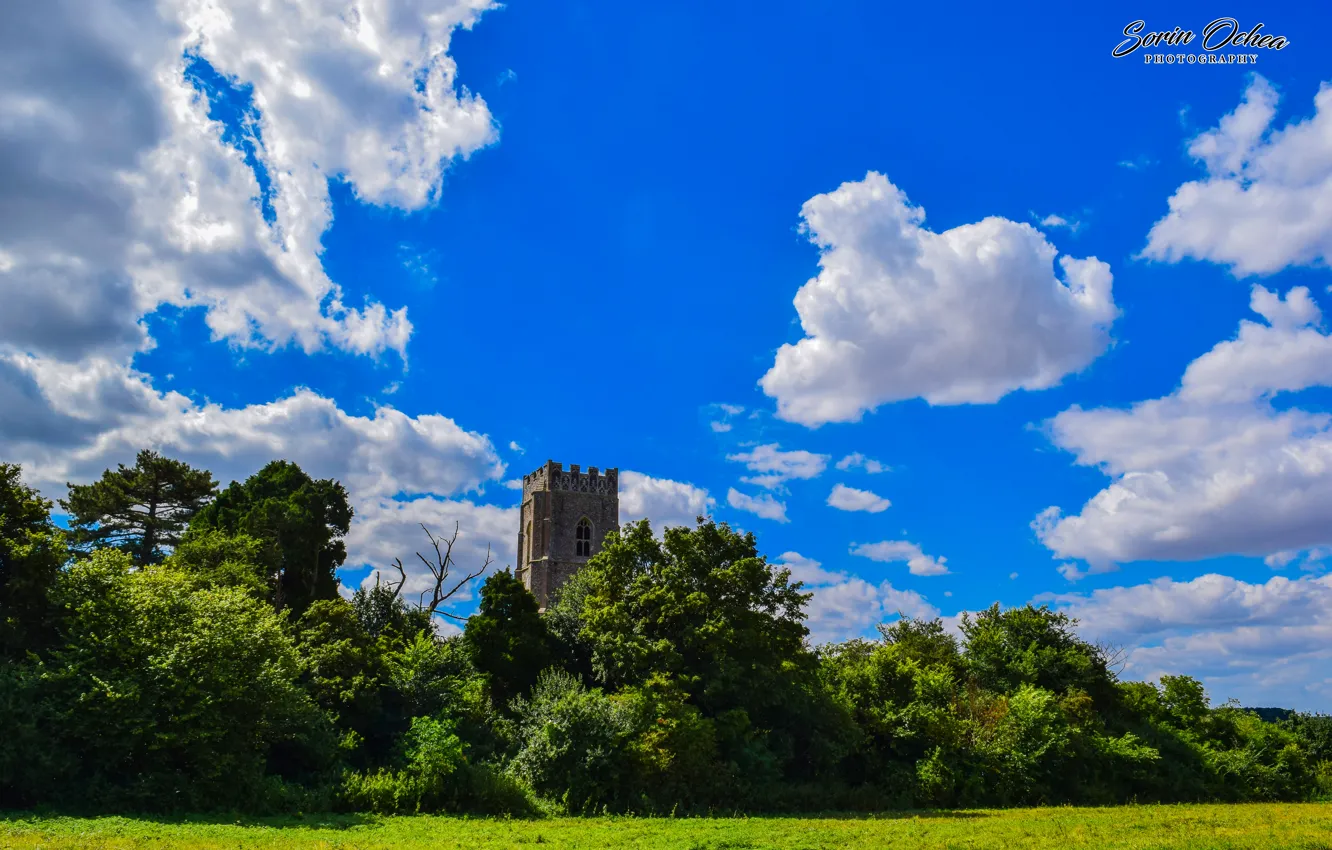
[3, 804, 1332, 850]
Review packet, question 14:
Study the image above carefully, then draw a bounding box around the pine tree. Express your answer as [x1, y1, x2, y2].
[60, 450, 217, 565]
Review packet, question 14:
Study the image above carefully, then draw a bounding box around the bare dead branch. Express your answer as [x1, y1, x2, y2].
[1096, 640, 1130, 679]
[391, 521, 493, 623]
[387, 557, 408, 601]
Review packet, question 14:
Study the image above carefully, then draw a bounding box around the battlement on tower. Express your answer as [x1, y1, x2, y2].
[522, 460, 619, 496]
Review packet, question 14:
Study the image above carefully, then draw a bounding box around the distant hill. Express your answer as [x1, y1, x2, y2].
[1244, 707, 1295, 722]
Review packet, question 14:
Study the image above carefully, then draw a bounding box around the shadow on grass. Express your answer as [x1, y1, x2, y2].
[0, 809, 378, 831]
[1, 807, 990, 827]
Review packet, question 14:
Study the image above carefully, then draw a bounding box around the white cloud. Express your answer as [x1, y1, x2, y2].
[348, 495, 516, 611]
[1045, 572, 1332, 709]
[1038, 213, 1081, 233]
[1058, 562, 1088, 582]
[772, 551, 938, 644]
[835, 452, 889, 474]
[827, 483, 891, 513]
[773, 551, 847, 586]
[1009, 572, 1019, 580]
[759, 172, 1117, 426]
[1266, 550, 1300, 569]
[0, 0, 496, 365]
[509, 441, 524, 453]
[706, 403, 744, 434]
[0, 0, 515, 622]
[1038, 285, 1332, 569]
[1144, 76, 1332, 276]
[727, 443, 829, 489]
[619, 470, 714, 531]
[851, 539, 949, 576]
[726, 487, 788, 523]
[0, 353, 509, 597]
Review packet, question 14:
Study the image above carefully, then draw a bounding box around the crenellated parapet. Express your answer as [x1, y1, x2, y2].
[523, 461, 619, 496]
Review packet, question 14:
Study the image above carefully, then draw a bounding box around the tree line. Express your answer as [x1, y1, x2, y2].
[1, 451, 1329, 815]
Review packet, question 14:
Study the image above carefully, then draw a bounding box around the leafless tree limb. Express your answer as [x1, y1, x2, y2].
[387, 557, 408, 601]
[1096, 640, 1130, 679]
[393, 522, 493, 623]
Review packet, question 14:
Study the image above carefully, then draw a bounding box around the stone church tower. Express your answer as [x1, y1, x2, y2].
[516, 461, 619, 610]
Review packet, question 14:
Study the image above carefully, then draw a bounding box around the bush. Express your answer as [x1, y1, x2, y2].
[505, 669, 639, 813]
[18, 550, 336, 811]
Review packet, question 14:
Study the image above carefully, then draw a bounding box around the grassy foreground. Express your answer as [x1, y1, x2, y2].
[2, 804, 1331, 850]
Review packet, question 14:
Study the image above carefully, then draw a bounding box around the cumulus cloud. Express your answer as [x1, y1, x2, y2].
[1045, 572, 1332, 709]
[759, 172, 1117, 426]
[827, 483, 891, 513]
[850, 539, 949, 576]
[726, 488, 788, 523]
[0, 0, 506, 612]
[772, 551, 938, 644]
[0, 0, 495, 364]
[0, 352, 510, 599]
[1038, 285, 1332, 569]
[1144, 76, 1332, 277]
[835, 452, 889, 474]
[619, 470, 714, 532]
[726, 443, 829, 490]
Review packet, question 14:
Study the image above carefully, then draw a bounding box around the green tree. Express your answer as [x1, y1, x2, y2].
[0, 464, 66, 656]
[167, 529, 274, 597]
[28, 550, 333, 810]
[463, 569, 557, 710]
[506, 668, 638, 813]
[60, 450, 217, 565]
[879, 615, 963, 672]
[189, 460, 352, 614]
[961, 603, 1116, 703]
[290, 597, 395, 766]
[571, 518, 851, 785]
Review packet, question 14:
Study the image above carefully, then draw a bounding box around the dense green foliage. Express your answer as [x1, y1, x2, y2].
[189, 460, 352, 615]
[60, 450, 217, 565]
[0, 464, 65, 657]
[463, 569, 557, 709]
[0, 456, 1329, 816]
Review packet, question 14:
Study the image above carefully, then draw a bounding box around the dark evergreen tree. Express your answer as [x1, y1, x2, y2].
[60, 450, 217, 566]
[463, 569, 557, 710]
[0, 464, 66, 656]
[189, 460, 352, 615]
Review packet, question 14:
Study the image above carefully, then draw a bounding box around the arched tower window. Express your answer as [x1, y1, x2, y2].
[575, 517, 592, 557]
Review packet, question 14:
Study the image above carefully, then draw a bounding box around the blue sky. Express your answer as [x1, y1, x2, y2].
[5, 1, 1332, 707]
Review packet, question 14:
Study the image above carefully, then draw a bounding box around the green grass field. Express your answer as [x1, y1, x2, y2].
[2, 804, 1331, 850]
